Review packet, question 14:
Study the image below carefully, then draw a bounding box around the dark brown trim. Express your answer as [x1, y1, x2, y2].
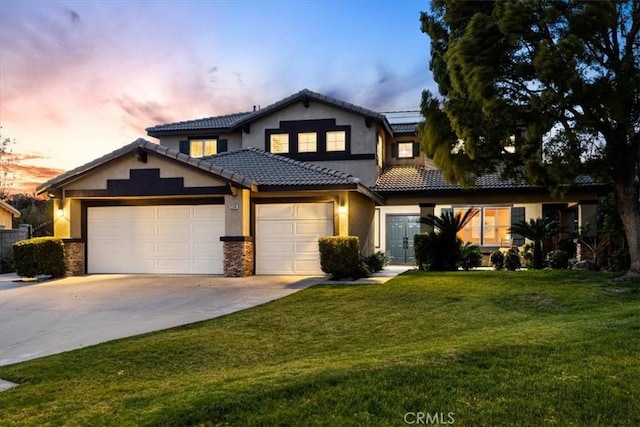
[65, 186, 230, 198]
[220, 236, 255, 242]
[257, 183, 358, 192]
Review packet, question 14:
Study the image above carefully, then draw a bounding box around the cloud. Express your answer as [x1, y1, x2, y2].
[2, 150, 64, 194]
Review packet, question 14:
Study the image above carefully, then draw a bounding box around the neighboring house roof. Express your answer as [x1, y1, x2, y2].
[0, 199, 20, 218]
[374, 166, 603, 194]
[35, 139, 383, 203]
[146, 89, 395, 137]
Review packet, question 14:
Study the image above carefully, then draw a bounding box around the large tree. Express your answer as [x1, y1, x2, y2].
[419, 0, 639, 280]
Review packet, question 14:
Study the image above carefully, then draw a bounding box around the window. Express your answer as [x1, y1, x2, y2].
[397, 142, 414, 159]
[270, 134, 289, 153]
[454, 207, 511, 246]
[326, 131, 346, 152]
[376, 134, 383, 167]
[190, 139, 217, 157]
[298, 132, 317, 152]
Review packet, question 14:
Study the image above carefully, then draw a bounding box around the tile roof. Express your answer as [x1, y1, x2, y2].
[146, 89, 395, 136]
[204, 148, 359, 187]
[230, 89, 390, 131]
[374, 166, 601, 193]
[390, 123, 419, 134]
[146, 112, 252, 134]
[36, 139, 256, 193]
[36, 140, 382, 202]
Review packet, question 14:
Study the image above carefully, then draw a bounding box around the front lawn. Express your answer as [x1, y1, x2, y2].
[0, 270, 638, 426]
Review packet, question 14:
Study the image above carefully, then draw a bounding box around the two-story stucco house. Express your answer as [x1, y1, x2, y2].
[36, 89, 605, 276]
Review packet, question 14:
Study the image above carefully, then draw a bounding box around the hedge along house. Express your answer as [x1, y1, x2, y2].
[37, 89, 606, 276]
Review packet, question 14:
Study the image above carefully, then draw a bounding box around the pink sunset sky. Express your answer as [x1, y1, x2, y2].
[0, 0, 436, 194]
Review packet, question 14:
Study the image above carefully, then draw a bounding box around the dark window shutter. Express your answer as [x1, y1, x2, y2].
[217, 139, 227, 153]
[179, 140, 189, 155]
[413, 142, 421, 157]
[511, 207, 525, 246]
[391, 143, 398, 158]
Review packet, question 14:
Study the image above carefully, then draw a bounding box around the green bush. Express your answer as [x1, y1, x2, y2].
[458, 242, 483, 270]
[504, 249, 522, 271]
[319, 236, 365, 280]
[490, 250, 505, 270]
[414, 232, 462, 271]
[13, 237, 66, 278]
[546, 249, 569, 269]
[363, 251, 389, 273]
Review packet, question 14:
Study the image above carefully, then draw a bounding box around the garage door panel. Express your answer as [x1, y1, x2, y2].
[88, 205, 224, 274]
[296, 203, 332, 218]
[259, 240, 295, 254]
[295, 221, 332, 235]
[257, 204, 295, 219]
[295, 239, 321, 254]
[260, 222, 295, 237]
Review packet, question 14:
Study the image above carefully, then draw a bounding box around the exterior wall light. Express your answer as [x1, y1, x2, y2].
[338, 205, 347, 215]
[57, 209, 65, 218]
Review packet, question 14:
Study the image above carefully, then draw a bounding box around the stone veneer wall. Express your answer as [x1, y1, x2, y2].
[63, 239, 85, 276]
[222, 240, 254, 277]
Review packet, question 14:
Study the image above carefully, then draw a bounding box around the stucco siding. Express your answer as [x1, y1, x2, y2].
[63, 155, 227, 191]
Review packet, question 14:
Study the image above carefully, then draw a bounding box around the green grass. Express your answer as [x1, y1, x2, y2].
[0, 270, 638, 426]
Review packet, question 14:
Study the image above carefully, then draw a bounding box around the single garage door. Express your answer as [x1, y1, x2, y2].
[256, 203, 333, 275]
[87, 205, 224, 274]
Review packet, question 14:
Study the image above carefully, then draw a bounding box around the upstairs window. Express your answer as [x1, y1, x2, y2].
[376, 134, 383, 167]
[180, 138, 227, 157]
[326, 131, 346, 152]
[270, 134, 289, 153]
[392, 141, 420, 159]
[397, 142, 414, 158]
[190, 139, 217, 157]
[298, 132, 317, 152]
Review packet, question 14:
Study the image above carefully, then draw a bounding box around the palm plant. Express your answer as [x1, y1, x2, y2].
[418, 209, 478, 270]
[509, 217, 560, 269]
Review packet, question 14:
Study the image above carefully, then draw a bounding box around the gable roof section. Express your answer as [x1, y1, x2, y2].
[230, 89, 393, 134]
[35, 139, 383, 203]
[146, 89, 395, 137]
[0, 199, 20, 218]
[35, 139, 257, 195]
[374, 166, 603, 194]
[146, 112, 252, 136]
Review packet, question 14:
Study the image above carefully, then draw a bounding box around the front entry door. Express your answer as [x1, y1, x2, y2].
[387, 215, 421, 265]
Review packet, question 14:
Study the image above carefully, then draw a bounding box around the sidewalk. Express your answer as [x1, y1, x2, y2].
[323, 264, 411, 284]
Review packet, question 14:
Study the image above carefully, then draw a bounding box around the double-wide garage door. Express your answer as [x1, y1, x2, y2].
[87, 205, 224, 274]
[255, 203, 333, 275]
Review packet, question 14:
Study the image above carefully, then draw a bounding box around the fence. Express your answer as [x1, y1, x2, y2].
[0, 224, 31, 273]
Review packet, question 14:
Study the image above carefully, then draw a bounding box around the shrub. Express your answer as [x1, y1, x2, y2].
[363, 251, 389, 273]
[458, 242, 483, 270]
[13, 237, 66, 278]
[318, 236, 363, 280]
[504, 249, 522, 271]
[490, 250, 505, 270]
[414, 233, 433, 270]
[546, 249, 569, 269]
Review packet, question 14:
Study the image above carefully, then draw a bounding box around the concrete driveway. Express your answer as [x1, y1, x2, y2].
[0, 273, 326, 367]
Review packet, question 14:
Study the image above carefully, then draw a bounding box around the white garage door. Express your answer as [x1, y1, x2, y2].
[88, 205, 225, 274]
[256, 203, 333, 275]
